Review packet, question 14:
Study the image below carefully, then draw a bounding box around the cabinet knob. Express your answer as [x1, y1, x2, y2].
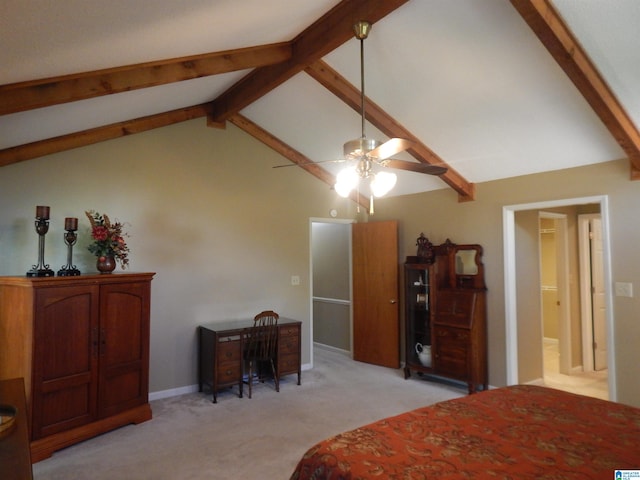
[389, 299, 397, 304]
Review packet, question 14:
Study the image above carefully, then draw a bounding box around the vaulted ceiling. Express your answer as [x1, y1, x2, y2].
[2, 0, 639, 210]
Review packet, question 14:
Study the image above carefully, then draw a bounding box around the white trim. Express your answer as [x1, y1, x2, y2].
[312, 296, 351, 305]
[149, 384, 199, 401]
[502, 195, 616, 401]
[503, 207, 518, 385]
[313, 341, 351, 356]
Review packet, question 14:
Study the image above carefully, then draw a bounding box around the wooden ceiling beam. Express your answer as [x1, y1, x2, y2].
[511, 0, 640, 178]
[305, 60, 475, 201]
[228, 113, 369, 210]
[0, 43, 291, 115]
[0, 104, 212, 167]
[208, 0, 409, 124]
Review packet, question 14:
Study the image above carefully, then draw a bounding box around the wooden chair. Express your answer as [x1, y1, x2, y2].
[244, 310, 279, 398]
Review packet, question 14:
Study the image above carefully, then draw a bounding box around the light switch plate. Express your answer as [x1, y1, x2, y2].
[291, 275, 300, 286]
[614, 282, 633, 297]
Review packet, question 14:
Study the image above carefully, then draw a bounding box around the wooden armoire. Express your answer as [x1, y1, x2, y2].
[404, 239, 487, 393]
[0, 272, 154, 461]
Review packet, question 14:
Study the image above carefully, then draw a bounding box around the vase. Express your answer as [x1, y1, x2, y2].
[96, 255, 116, 274]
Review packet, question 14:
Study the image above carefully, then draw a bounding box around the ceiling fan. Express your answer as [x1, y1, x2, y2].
[275, 20, 447, 210]
[335, 20, 446, 199]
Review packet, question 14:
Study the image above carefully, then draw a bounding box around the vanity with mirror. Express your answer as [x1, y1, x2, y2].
[404, 238, 487, 394]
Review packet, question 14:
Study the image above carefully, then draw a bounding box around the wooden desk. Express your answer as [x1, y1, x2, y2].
[198, 319, 301, 403]
[0, 378, 33, 480]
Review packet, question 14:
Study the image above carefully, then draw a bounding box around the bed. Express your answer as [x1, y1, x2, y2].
[290, 385, 640, 479]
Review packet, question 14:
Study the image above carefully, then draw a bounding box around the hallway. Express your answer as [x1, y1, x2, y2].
[543, 338, 608, 400]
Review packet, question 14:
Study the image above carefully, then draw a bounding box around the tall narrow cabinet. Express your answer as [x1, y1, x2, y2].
[404, 239, 487, 393]
[0, 272, 154, 461]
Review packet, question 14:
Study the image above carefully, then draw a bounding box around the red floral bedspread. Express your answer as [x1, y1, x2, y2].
[290, 385, 640, 479]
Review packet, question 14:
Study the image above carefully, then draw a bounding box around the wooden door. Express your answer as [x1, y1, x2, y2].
[352, 221, 400, 368]
[98, 280, 150, 418]
[32, 285, 100, 439]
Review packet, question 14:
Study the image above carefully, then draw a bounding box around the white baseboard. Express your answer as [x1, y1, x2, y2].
[149, 384, 199, 401]
[149, 365, 312, 401]
[525, 377, 545, 386]
[313, 341, 351, 356]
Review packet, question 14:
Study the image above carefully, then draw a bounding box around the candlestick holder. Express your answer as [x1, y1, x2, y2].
[26, 216, 55, 277]
[57, 229, 81, 276]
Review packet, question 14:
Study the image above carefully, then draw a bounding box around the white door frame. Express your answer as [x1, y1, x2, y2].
[503, 195, 616, 400]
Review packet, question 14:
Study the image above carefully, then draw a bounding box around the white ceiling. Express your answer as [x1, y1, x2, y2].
[1, 0, 638, 198]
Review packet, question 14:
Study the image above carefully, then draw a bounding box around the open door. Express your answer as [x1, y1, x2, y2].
[590, 217, 607, 370]
[579, 214, 607, 371]
[352, 221, 399, 368]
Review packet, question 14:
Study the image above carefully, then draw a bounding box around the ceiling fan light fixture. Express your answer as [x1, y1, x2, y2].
[370, 171, 397, 197]
[335, 167, 359, 197]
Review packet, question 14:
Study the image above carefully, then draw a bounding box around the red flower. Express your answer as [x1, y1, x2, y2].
[92, 225, 109, 241]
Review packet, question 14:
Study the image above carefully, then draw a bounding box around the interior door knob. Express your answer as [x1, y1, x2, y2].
[390, 299, 397, 304]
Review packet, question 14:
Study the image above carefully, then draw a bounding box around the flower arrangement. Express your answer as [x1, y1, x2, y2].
[85, 210, 130, 269]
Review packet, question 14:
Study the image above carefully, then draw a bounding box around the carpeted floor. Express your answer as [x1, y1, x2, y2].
[33, 347, 464, 480]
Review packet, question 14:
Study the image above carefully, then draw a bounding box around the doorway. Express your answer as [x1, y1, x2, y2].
[310, 219, 353, 359]
[503, 196, 615, 401]
[538, 213, 571, 376]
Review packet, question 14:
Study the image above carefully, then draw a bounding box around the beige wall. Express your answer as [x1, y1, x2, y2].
[0, 119, 356, 394]
[1, 119, 638, 406]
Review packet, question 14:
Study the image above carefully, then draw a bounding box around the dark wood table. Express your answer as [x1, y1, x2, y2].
[0, 378, 33, 479]
[198, 318, 301, 403]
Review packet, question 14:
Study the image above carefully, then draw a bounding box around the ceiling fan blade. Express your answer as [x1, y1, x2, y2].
[273, 159, 347, 169]
[382, 159, 447, 175]
[368, 138, 413, 160]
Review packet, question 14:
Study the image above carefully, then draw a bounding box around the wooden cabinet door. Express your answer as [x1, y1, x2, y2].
[97, 281, 150, 418]
[352, 221, 400, 368]
[32, 285, 99, 439]
[433, 326, 470, 380]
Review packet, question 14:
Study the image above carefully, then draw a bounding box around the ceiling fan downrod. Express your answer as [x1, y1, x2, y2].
[344, 20, 381, 159]
[355, 20, 370, 142]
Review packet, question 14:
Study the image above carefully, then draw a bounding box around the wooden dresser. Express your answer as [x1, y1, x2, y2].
[0, 273, 154, 461]
[404, 239, 487, 393]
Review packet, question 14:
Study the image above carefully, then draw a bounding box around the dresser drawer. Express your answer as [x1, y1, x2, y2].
[433, 327, 469, 379]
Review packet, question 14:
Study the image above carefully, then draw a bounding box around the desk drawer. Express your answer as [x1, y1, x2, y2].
[278, 334, 299, 354]
[278, 353, 299, 375]
[279, 324, 300, 338]
[216, 364, 241, 385]
[217, 338, 241, 364]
